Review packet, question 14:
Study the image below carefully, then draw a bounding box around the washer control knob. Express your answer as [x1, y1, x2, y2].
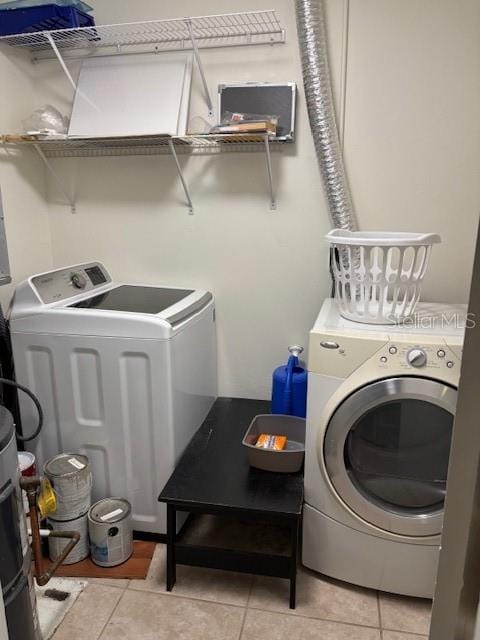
[71, 272, 87, 289]
[446, 361, 454, 369]
[437, 349, 446, 358]
[389, 346, 398, 355]
[407, 348, 427, 368]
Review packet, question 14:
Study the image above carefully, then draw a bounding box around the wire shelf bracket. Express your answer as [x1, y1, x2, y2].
[44, 32, 97, 108]
[264, 134, 276, 210]
[168, 139, 194, 214]
[184, 18, 213, 118]
[45, 32, 77, 92]
[33, 144, 76, 213]
[0, 186, 12, 285]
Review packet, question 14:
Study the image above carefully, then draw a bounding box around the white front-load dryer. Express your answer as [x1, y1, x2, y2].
[303, 299, 466, 598]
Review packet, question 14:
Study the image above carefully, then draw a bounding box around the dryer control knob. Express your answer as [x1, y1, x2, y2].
[71, 272, 87, 289]
[407, 348, 427, 368]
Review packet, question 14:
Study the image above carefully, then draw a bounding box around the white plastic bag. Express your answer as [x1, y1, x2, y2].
[22, 104, 69, 135]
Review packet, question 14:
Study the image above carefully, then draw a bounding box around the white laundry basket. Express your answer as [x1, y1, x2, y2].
[326, 230, 441, 324]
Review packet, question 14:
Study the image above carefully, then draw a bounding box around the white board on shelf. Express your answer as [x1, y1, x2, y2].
[68, 53, 193, 138]
[177, 54, 193, 136]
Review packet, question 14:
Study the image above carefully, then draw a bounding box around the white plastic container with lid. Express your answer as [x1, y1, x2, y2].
[326, 230, 441, 324]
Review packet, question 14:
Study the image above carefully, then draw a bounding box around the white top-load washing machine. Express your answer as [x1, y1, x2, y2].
[9, 262, 217, 534]
[303, 299, 467, 598]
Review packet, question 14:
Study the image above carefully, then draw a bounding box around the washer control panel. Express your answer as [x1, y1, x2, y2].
[31, 262, 112, 304]
[378, 343, 457, 371]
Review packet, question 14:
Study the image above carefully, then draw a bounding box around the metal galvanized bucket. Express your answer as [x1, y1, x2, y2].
[47, 513, 89, 564]
[44, 453, 92, 521]
[88, 498, 133, 568]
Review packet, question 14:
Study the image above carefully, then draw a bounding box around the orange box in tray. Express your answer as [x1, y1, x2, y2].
[255, 434, 287, 451]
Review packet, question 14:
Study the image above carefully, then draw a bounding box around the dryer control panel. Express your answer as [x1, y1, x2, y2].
[31, 262, 112, 304]
[377, 342, 459, 373]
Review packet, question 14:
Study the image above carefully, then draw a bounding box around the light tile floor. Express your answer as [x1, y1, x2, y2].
[52, 544, 432, 640]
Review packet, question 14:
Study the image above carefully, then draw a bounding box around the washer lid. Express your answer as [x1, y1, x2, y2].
[68, 285, 213, 328]
[70, 285, 194, 315]
[10, 264, 214, 339]
[0, 406, 14, 452]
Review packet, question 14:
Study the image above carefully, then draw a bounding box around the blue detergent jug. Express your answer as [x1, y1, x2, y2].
[271, 346, 308, 418]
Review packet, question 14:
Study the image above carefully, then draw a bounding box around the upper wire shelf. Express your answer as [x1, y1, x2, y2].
[0, 10, 285, 58]
[1, 133, 287, 158]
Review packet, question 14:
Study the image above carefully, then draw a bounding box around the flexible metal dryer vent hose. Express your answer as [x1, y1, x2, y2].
[295, 0, 357, 232]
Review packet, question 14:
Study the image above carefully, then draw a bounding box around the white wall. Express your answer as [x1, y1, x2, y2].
[37, 0, 342, 400]
[4, 0, 479, 399]
[343, 0, 480, 303]
[0, 49, 53, 308]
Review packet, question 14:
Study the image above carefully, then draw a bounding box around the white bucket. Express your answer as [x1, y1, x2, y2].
[88, 498, 133, 568]
[48, 513, 90, 564]
[44, 453, 92, 521]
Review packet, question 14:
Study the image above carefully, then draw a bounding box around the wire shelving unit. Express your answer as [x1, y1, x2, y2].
[0, 10, 288, 214]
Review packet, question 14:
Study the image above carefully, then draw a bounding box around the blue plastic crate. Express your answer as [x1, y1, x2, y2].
[0, 4, 95, 36]
[0, 1, 92, 11]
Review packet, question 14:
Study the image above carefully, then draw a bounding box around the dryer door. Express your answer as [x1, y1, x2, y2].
[324, 377, 457, 537]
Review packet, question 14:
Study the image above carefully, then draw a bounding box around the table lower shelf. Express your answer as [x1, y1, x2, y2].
[165, 509, 301, 608]
[175, 543, 292, 579]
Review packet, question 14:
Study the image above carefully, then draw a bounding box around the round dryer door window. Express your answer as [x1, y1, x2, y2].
[323, 377, 457, 537]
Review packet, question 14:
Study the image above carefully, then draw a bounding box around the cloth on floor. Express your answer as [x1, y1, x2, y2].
[36, 577, 87, 639]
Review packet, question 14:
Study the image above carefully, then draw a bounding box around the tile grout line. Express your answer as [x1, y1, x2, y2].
[55, 578, 426, 639]
[121, 581, 386, 632]
[127, 584, 249, 609]
[88, 580, 129, 592]
[377, 591, 384, 640]
[382, 627, 429, 637]
[377, 591, 428, 637]
[100, 577, 425, 637]
[237, 577, 254, 640]
[246, 603, 383, 631]
[105, 582, 385, 632]
[96, 584, 129, 640]
[245, 575, 254, 609]
[128, 585, 428, 637]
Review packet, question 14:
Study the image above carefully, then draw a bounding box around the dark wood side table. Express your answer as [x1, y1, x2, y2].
[158, 397, 304, 608]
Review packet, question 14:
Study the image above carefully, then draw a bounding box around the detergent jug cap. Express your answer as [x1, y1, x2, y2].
[288, 345, 304, 358]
